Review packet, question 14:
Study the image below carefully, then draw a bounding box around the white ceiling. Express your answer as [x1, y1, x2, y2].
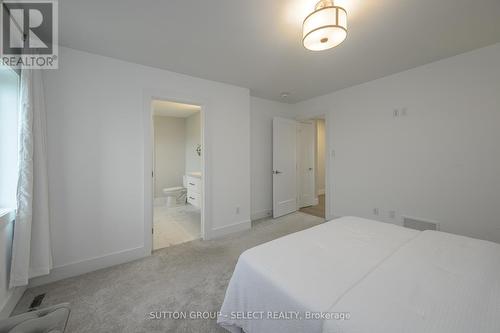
[59, 0, 500, 103]
[152, 100, 200, 118]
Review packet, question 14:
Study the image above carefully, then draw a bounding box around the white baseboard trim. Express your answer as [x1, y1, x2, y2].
[27, 219, 250, 287]
[28, 246, 146, 288]
[0, 286, 26, 319]
[26, 220, 252, 288]
[318, 189, 325, 195]
[210, 220, 251, 239]
[251, 210, 272, 221]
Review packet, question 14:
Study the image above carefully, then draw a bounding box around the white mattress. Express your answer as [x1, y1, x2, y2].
[218, 217, 500, 333]
[217, 216, 419, 333]
[326, 230, 500, 333]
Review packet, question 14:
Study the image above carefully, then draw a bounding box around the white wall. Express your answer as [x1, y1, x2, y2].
[295, 43, 500, 243]
[30, 42, 500, 286]
[185, 112, 201, 173]
[154, 116, 186, 197]
[32, 47, 251, 285]
[315, 119, 325, 196]
[250, 97, 295, 220]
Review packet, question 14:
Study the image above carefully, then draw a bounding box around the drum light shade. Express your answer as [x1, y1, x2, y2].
[303, 0, 347, 51]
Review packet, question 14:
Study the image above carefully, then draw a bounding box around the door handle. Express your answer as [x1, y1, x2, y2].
[273, 170, 283, 174]
[308, 168, 313, 171]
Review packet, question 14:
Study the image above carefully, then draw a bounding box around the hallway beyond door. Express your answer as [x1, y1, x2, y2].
[299, 194, 325, 218]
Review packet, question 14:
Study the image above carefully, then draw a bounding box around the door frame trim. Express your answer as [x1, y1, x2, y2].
[295, 113, 333, 220]
[143, 88, 212, 255]
[297, 121, 316, 208]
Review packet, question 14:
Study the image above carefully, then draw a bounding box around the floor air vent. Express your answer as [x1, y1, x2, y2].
[28, 293, 46, 311]
[403, 216, 439, 231]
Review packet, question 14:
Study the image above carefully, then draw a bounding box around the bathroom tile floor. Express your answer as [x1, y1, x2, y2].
[153, 203, 201, 250]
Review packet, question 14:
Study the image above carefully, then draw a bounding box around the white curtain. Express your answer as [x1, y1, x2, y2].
[9, 69, 52, 288]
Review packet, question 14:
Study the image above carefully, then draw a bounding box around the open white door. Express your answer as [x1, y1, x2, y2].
[298, 122, 316, 208]
[273, 117, 298, 218]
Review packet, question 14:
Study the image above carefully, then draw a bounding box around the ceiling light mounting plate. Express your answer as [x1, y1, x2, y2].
[315, 0, 334, 10]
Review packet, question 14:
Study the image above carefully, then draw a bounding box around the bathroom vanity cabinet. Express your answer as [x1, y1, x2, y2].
[186, 174, 201, 208]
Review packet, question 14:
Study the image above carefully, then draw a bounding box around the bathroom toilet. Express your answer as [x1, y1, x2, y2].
[163, 176, 187, 207]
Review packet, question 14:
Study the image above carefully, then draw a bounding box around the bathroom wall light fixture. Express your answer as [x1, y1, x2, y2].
[303, 0, 347, 51]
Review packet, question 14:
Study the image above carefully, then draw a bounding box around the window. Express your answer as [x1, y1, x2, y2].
[0, 65, 19, 217]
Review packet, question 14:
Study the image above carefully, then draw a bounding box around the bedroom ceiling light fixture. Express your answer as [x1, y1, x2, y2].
[303, 0, 347, 51]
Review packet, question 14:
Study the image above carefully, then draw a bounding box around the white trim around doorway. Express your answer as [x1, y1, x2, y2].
[296, 113, 333, 220]
[142, 88, 212, 256]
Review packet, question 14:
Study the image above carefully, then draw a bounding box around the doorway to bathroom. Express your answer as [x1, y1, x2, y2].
[151, 99, 203, 250]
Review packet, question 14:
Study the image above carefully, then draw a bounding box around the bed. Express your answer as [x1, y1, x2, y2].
[217, 216, 500, 333]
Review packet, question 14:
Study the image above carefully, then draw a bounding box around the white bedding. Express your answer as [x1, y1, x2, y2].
[326, 230, 500, 333]
[218, 216, 500, 333]
[217, 216, 419, 333]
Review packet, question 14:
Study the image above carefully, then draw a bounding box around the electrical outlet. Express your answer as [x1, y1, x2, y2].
[373, 208, 379, 216]
[388, 210, 396, 219]
[236, 206, 240, 214]
[393, 109, 399, 117]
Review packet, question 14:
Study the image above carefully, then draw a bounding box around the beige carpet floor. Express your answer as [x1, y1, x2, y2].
[13, 212, 324, 333]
